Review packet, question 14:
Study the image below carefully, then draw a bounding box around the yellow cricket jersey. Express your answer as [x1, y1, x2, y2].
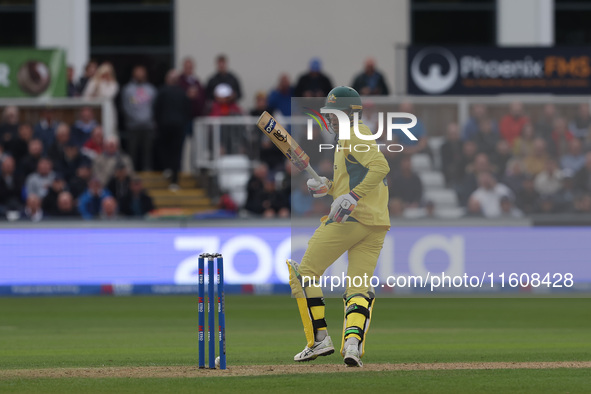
[328, 121, 390, 228]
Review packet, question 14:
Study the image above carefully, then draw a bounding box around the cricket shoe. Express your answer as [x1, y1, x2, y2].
[343, 344, 363, 367]
[293, 336, 335, 362]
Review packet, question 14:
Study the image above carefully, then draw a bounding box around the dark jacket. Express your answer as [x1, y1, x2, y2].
[206, 72, 242, 101]
[119, 191, 154, 217]
[153, 85, 191, 130]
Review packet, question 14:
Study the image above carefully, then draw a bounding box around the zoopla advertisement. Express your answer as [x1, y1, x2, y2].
[0, 226, 590, 296]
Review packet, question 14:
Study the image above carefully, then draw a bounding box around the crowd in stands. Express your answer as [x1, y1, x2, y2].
[5, 51, 590, 220]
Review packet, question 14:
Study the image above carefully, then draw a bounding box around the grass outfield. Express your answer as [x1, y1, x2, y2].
[0, 295, 590, 393]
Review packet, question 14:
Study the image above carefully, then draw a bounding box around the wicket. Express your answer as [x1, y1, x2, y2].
[198, 253, 226, 369]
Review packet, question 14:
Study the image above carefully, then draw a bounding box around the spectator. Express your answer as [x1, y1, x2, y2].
[83, 62, 119, 139]
[48, 123, 71, 164]
[574, 152, 591, 193]
[42, 175, 69, 216]
[516, 176, 539, 215]
[0, 156, 23, 214]
[462, 104, 497, 141]
[22, 194, 43, 222]
[153, 69, 191, 189]
[560, 138, 585, 174]
[19, 139, 43, 180]
[33, 108, 58, 153]
[569, 103, 591, 139]
[249, 91, 271, 117]
[66, 65, 77, 97]
[0, 106, 19, 153]
[468, 172, 513, 218]
[499, 101, 529, 147]
[178, 56, 207, 123]
[573, 193, 591, 214]
[209, 84, 244, 155]
[294, 58, 333, 97]
[93, 138, 134, 186]
[457, 153, 494, 206]
[502, 158, 527, 194]
[500, 195, 523, 218]
[71, 107, 98, 146]
[119, 177, 154, 217]
[81, 125, 104, 161]
[549, 117, 574, 158]
[68, 163, 92, 200]
[206, 54, 242, 102]
[100, 196, 119, 220]
[11, 123, 34, 164]
[76, 60, 97, 95]
[522, 138, 548, 176]
[389, 198, 405, 217]
[534, 159, 563, 196]
[534, 103, 557, 143]
[291, 180, 314, 216]
[536, 194, 557, 214]
[25, 157, 55, 199]
[492, 139, 512, 179]
[78, 177, 111, 219]
[121, 65, 157, 171]
[458, 140, 479, 181]
[440, 122, 464, 187]
[245, 163, 277, 216]
[512, 122, 536, 158]
[267, 74, 293, 117]
[351, 57, 389, 96]
[56, 142, 89, 183]
[53, 191, 80, 217]
[106, 162, 131, 204]
[555, 170, 576, 213]
[394, 101, 429, 156]
[472, 118, 498, 157]
[389, 155, 423, 207]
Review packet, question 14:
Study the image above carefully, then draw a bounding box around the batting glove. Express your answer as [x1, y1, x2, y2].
[328, 192, 360, 223]
[307, 177, 332, 198]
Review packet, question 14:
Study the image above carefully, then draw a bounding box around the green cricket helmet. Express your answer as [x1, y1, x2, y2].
[321, 86, 362, 132]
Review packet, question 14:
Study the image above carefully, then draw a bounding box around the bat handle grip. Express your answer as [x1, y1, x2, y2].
[305, 166, 323, 184]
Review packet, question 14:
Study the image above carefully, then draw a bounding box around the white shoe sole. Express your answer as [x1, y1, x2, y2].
[294, 347, 335, 362]
[344, 354, 363, 367]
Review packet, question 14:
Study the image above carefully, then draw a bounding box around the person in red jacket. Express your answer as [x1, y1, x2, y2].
[499, 101, 529, 147]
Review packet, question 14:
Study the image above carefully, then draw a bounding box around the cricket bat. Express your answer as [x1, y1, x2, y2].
[256, 111, 323, 183]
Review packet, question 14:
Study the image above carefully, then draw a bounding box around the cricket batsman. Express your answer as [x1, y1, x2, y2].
[288, 86, 390, 367]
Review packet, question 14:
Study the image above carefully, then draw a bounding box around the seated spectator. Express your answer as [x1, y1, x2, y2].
[78, 177, 111, 219]
[389, 155, 423, 207]
[0, 106, 20, 154]
[555, 169, 576, 212]
[440, 122, 464, 187]
[351, 57, 389, 96]
[535, 103, 557, 143]
[249, 91, 271, 117]
[33, 108, 58, 152]
[19, 139, 44, 179]
[499, 101, 529, 147]
[560, 138, 585, 173]
[267, 74, 293, 117]
[569, 103, 591, 139]
[81, 125, 104, 160]
[294, 58, 333, 97]
[69, 163, 92, 200]
[100, 196, 119, 220]
[106, 163, 131, 203]
[11, 124, 34, 164]
[462, 104, 497, 141]
[574, 152, 591, 193]
[534, 159, 563, 196]
[291, 179, 314, 216]
[516, 176, 539, 215]
[536, 194, 557, 214]
[245, 163, 275, 216]
[206, 54, 243, 102]
[48, 123, 71, 163]
[522, 138, 548, 176]
[71, 106, 98, 146]
[25, 157, 55, 199]
[394, 101, 430, 157]
[388, 198, 405, 218]
[42, 175, 69, 216]
[92, 138, 134, 186]
[472, 118, 499, 157]
[573, 193, 591, 214]
[56, 142, 90, 183]
[456, 152, 494, 206]
[53, 191, 80, 217]
[458, 140, 479, 180]
[22, 194, 43, 222]
[0, 156, 23, 214]
[500, 195, 523, 218]
[502, 158, 527, 194]
[549, 117, 574, 158]
[512, 122, 536, 158]
[119, 177, 154, 217]
[468, 172, 513, 218]
[492, 139, 512, 179]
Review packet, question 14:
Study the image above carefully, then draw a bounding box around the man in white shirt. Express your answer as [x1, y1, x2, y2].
[468, 172, 513, 218]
